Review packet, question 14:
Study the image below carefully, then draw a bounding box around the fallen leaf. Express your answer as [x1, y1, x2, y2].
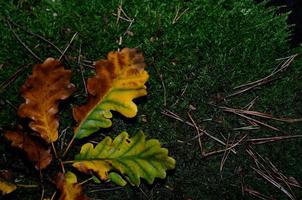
[18, 58, 75, 143]
[55, 172, 89, 200]
[73, 48, 149, 139]
[4, 129, 52, 170]
[73, 131, 175, 186]
[0, 177, 16, 196]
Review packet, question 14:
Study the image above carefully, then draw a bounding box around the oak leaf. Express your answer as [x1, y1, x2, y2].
[55, 172, 89, 200]
[4, 130, 52, 170]
[73, 131, 175, 186]
[18, 58, 75, 143]
[73, 48, 149, 139]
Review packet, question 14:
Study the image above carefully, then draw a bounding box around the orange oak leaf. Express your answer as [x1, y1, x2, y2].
[18, 58, 76, 143]
[73, 48, 149, 139]
[4, 130, 52, 170]
[55, 172, 89, 200]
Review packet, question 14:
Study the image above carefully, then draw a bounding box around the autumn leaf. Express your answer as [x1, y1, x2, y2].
[0, 177, 16, 195]
[73, 131, 175, 186]
[73, 48, 149, 139]
[55, 172, 89, 200]
[4, 130, 52, 170]
[18, 58, 75, 143]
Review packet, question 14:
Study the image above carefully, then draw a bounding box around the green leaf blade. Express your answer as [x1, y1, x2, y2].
[73, 131, 175, 186]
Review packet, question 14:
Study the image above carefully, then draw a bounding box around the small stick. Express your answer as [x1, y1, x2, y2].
[59, 32, 78, 61]
[242, 135, 302, 145]
[6, 17, 64, 55]
[221, 106, 302, 123]
[51, 141, 58, 159]
[222, 110, 281, 132]
[16, 184, 39, 188]
[153, 65, 167, 107]
[62, 134, 76, 157]
[79, 177, 94, 185]
[87, 187, 122, 193]
[172, 7, 189, 24]
[59, 159, 66, 174]
[244, 187, 275, 200]
[6, 20, 42, 62]
[0, 64, 30, 92]
[203, 134, 247, 157]
[187, 112, 203, 155]
[161, 109, 237, 154]
[77, 42, 88, 95]
[50, 191, 57, 200]
[219, 134, 232, 172]
[252, 167, 295, 200]
[227, 54, 298, 98]
[61, 160, 75, 164]
[5, 100, 18, 111]
[40, 186, 45, 200]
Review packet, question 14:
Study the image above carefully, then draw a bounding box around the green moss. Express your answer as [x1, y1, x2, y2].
[1, 0, 302, 199]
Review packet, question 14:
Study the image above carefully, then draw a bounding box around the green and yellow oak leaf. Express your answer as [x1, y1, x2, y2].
[0, 178, 16, 196]
[55, 171, 89, 200]
[18, 58, 75, 143]
[73, 48, 149, 139]
[72, 131, 175, 186]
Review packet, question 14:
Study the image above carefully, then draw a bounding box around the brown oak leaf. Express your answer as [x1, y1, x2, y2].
[18, 58, 75, 143]
[55, 172, 89, 200]
[4, 130, 52, 170]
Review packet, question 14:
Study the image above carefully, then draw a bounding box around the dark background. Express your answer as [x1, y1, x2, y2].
[257, 0, 302, 46]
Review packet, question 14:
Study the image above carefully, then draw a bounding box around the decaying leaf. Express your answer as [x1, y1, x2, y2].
[73, 48, 149, 139]
[0, 177, 16, 195]
[4, 130, 52, 170]
[55, 172, 89, 200]
[18, 58, 75, 143]
[73, 131, 175, 186]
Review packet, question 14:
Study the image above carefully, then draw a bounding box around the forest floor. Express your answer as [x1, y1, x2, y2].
[1, 0, 302, 199]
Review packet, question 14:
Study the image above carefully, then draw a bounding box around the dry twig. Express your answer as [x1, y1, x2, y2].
[226, 54, 298, 98]
[247, 148, 300, 200]
[172, 7, 189, 24]
[0, 64, 30, 92]
[59, 32, 78, 60]
[6, 19, 42, 62]
[161, 109, 237, 154]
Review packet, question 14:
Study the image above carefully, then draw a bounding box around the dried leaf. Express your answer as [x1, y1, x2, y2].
[55, 172, 89, 200]
[0, 177, 16, 195]
[73, 131, 175, 186]
[18, 58, 75, 143]
[73, 48, 149, 139]
[4, 130, 52, 170]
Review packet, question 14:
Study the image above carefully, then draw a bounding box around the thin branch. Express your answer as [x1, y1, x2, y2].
[77, 42, 88, 95]
[161, 109, 237, 154]
[242, 135, 302, 145]
[187, 112, 203, 155]
[226, 54, 298, 98]
[153, 65, 167, 107]
[172, 7, 189, 24]
[221, 106, 302, 123]
[203, 134, 247, 157]
[6, 17, 64, 55]
[59, 32, 78, 61]
[6, 19, 42, 62]
[0, 64, 30, 92]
